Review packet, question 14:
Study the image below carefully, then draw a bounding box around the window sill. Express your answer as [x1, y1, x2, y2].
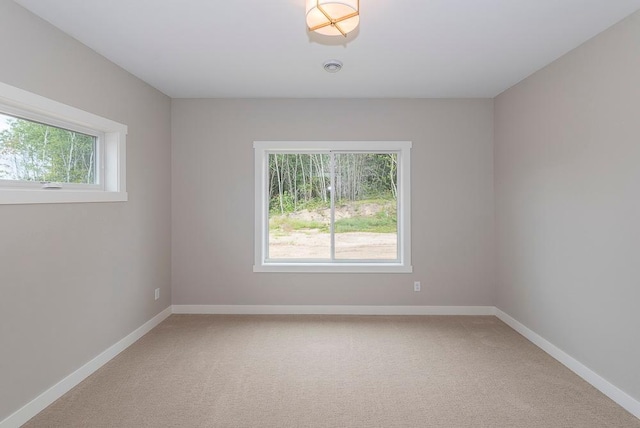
[253, 263, 413, 273]
[0, 189, 128, 205]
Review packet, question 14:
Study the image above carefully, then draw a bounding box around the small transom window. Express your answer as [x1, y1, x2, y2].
[0, 110, 101, 188]
[0, 81, 127, 204]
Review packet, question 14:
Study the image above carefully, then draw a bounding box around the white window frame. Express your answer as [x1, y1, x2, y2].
[254, 141, 412, 273]
[0, 81, 127, 204]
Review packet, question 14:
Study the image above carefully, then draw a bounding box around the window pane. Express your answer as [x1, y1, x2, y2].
[334, 153, 398, 260]
[268, 153, 331, 259]
[0, 112, 96, 184]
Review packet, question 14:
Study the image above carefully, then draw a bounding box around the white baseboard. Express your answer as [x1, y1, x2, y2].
[495, 308, 640, 420]
[0, 306, 172, 428]
[171, 305, 497, 316]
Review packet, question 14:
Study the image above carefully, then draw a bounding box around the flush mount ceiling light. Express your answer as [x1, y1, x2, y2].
[306, 0, 360, 37]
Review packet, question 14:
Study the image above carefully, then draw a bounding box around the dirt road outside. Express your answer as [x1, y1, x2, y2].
[269, 231, 397, 259]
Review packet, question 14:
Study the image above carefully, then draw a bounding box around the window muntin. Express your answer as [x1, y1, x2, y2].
[0, 81, 127, 205]
[255, 141, 412, 273]
[0, 110, 101, 188]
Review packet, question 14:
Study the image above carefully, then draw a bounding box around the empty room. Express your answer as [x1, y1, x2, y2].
[1, 0, 639, 427]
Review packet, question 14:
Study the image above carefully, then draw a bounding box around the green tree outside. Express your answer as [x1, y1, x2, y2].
[0, 113, 95, 184]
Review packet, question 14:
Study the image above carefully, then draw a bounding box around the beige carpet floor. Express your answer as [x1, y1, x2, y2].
[23, 315, 640, 428]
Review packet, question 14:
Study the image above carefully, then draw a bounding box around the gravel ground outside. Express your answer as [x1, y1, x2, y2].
[269, 231, 397, 259]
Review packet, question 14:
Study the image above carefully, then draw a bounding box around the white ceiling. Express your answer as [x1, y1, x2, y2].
[13, 0, 640, 98]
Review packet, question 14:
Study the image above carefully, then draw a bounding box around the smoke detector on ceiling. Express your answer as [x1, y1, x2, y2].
[323, 60, 343, 73]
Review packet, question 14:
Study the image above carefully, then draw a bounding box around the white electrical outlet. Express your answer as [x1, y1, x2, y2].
[154, 288, 160, 300]
[414, 281, 421, 292]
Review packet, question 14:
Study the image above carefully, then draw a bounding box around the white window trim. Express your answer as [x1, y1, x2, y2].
[0, 81, 127, 205]
[254, 141, 412, 273]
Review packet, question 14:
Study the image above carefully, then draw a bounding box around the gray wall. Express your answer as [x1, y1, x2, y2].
[8, 0, 637, 419]
[495, 11, 640, 401]
[0, 0, 172, 421]
[171, 99, 495, 306]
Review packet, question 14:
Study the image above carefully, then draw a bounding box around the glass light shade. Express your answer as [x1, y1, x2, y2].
[306, 0, 359, 36]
